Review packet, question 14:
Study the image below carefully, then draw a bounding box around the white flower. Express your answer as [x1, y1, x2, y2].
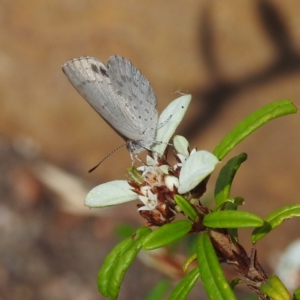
[137, 189, 158, 211]
[178, 150, 219, 194]
[137, 155, 160, 176]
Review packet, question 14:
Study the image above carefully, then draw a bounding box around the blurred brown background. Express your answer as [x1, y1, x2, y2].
[1, 0, 300, 299]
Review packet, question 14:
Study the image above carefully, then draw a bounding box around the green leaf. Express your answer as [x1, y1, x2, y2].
[144, 279, 170, 300]
[214, 153, 248, 206]
[182, 253, 197, 272]
[225, 197, 245, 211]
[229, 278, 242, 290]
[203, 211, 264, 228]
[197, 232, 237, 299]
[98, 239, 132, 297]
[126, 166, 144, 184]
[142, 220, 192, 250]
[213, 100, 297, 160]
[252, 203, 300, 243]
[168, 267, 200, 300]
[293, 286, 300, 300]
[174, 195, 198, 221]
[98, 226, 151, 299]
[224, 197, 245, 241]
[260, 275, 290, 300]
[114, 224, 136, 238]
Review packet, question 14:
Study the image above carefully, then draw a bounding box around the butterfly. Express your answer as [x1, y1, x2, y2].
[62, 55, 158, 158]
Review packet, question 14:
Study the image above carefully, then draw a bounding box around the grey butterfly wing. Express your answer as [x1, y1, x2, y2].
[107, 55, 158, 146]
[62, 56, 144, 141]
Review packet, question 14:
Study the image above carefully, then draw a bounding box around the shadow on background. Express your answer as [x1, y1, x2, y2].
[183, 0, 300, 140]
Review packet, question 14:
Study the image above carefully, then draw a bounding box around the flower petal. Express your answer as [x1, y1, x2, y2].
[152, 94, 192, 156]
[159, 165, 169, 174]
[173, 135, 190, 157]
[138, 190, 157, 210]
[165, 175, 179, 190]
[178, 151, 219, 194]
[85, 180, 138, 208]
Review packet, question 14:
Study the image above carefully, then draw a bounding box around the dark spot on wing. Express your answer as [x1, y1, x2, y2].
[100, 66, 108, 77]
[91, 64, 99, 73]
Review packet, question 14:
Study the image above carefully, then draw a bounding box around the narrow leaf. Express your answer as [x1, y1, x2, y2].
[145, 280, 170, 300]
[98, 238, 133, 297]
[213, 100, 297, 160]
[182, 253, 197, 272]
[174, 195, 198, 222]
[197, 232, 237, 299]
[203, 211, 264, 228]
[229, 278, 242, 289]
[224, 197, 244, 241]
[225, 197, 245, 210]
[168, 268, 200, 300]
[98, 226, 151, 299]
[126, 166, 144, 184]
[252, 203, 300, 243]
[142, 220, 192, 250]
[214, 153, 248, 206]
[260, 275, 290, 300]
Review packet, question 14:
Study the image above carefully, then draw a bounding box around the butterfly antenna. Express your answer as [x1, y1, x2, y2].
[88, 143, 127, 173]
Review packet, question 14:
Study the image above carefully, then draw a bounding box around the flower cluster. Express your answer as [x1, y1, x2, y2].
[128, 135, 218, 225]
[85, 95, 219, 225]
[131, 154, 179, 225]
